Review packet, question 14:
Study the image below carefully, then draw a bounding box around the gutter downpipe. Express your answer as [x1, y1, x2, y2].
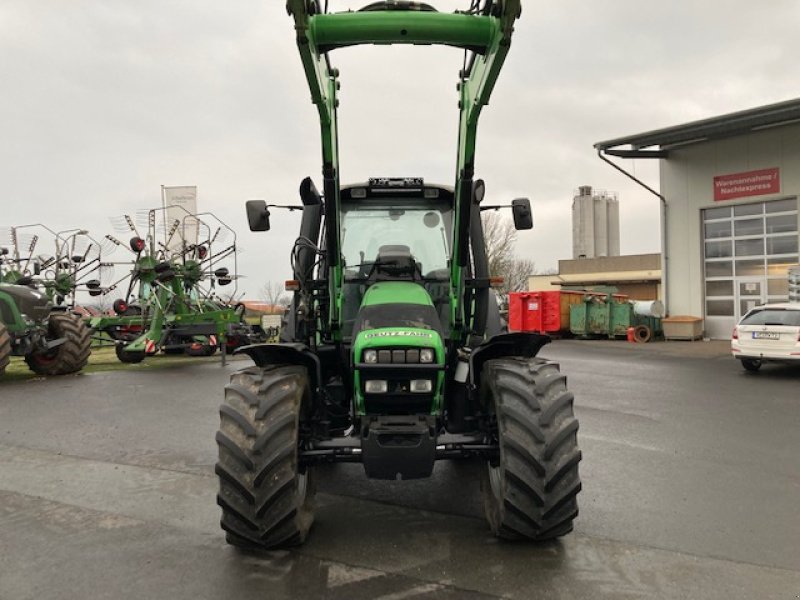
[596, 149, 669, 314]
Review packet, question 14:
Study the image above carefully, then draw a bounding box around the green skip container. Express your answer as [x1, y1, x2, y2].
[569, 294, 662, 341]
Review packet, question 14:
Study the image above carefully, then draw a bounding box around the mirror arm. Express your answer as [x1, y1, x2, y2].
[266, 204, 304, 211]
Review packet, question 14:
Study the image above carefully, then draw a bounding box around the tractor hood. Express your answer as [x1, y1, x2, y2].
[351, 282, 445, 362]
[359, 281, 435, 307]
[353, 282, 443, 338]
[0, 283, 52, 323]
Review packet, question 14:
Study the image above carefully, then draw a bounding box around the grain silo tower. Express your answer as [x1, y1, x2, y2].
[572, 185, 620, 259]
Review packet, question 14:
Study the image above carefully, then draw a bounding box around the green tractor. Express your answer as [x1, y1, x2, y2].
[0, 283, 91, 377]
[215, 0, 581, 549]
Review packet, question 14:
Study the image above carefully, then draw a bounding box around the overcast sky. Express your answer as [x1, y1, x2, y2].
[2, 1, 798, 299]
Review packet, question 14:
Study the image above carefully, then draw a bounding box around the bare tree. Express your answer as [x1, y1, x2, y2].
[481, 212, 537, 295]
[261, 281, 289, 311]
[504, 257, 537, 294]
[481, 211, 517, 278]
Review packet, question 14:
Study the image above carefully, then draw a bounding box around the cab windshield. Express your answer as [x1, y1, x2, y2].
[340, 200, 452, 280]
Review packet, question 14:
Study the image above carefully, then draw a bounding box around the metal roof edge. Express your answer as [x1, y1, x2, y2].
[594, 97, 800, 152]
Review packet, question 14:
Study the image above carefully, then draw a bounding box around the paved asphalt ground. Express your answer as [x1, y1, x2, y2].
[0, 340, 798, 599]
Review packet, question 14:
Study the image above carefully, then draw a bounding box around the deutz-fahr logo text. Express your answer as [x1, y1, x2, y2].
[364, 331, 432, 339]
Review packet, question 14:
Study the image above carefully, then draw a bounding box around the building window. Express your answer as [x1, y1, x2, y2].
[735, 259, 766, 276]
[705, 240, 732, 258]
[734, 238, 764, 256]
[706, 299, 735, 316]
[705, 261, 732, 277]
[705, 280, 733, 296]
[705, 221, 732, 238]
[766, 214, 796, 234]
[767, 235, 798, 255]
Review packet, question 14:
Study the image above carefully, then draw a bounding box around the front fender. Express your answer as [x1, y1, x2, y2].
[468, 332, 550, 389]
[235, 342, 323, 394]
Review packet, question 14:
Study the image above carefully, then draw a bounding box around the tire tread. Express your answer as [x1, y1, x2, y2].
[481, 357, 581, 541]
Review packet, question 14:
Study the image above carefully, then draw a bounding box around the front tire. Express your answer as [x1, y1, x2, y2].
[215, 365, 315, 549]
[741, 358, 762, 372]
[25, 313, 91, 375]
[481, 357, 582, 541]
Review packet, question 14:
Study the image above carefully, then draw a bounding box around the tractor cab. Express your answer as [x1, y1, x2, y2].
[339, 178, 454, 339]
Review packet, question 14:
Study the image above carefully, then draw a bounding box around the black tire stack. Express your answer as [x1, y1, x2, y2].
[480, 357, 582, 540]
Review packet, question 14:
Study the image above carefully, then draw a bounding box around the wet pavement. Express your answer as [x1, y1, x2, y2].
[0, 340, 798, 599]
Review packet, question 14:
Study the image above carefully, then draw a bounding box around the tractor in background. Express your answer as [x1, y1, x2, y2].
[0, 283, 91, 377]
[0, 226, 92, 376]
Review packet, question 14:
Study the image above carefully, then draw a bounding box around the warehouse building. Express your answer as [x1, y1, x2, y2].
[528, 253, 661, 301]
[595, 98, 800, 339]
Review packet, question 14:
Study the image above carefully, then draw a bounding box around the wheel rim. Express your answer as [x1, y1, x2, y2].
[485, 401, 504, 503]
[31, 350, 58, 366]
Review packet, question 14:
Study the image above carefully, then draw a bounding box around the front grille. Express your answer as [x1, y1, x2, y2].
[370, 347, 429, 363]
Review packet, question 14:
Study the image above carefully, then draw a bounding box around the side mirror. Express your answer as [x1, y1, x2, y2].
[246, 200, 271, 232]
[511, 198, 533, 230]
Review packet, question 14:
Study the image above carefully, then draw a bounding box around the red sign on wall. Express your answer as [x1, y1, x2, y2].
[713, 167, 780, 202]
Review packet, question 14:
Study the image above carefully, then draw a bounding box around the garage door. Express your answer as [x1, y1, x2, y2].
[703, 197, 798, 339]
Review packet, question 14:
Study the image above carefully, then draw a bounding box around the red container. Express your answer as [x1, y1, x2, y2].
[508, 292, 542, 332]
[508, 290, 593, 334]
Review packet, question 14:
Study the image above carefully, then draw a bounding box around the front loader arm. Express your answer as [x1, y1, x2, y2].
[285, 0, 521, 342]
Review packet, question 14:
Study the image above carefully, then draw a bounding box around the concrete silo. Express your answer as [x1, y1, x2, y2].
[572, 185, 620, 259]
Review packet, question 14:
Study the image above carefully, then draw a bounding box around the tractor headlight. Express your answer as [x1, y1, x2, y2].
[364, 380, 388, 394]
[410, 379, 432, 393]
[363, 349, 378, 364]
[420, 348, 434, 363]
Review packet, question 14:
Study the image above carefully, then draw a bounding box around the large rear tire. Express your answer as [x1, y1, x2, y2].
[0, 322, 11, 375]
[215, 365, 315, 550]
[25, 313, 91, 375]
[481, 357, 582, 541]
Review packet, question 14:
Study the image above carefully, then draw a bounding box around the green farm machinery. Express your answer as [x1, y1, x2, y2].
[0, 225, 108, 308]
[0, 284, 91, 377]
[0, 226, 93, 376]
[88, 207, 263, 363]
[215, 0, 581, 549]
